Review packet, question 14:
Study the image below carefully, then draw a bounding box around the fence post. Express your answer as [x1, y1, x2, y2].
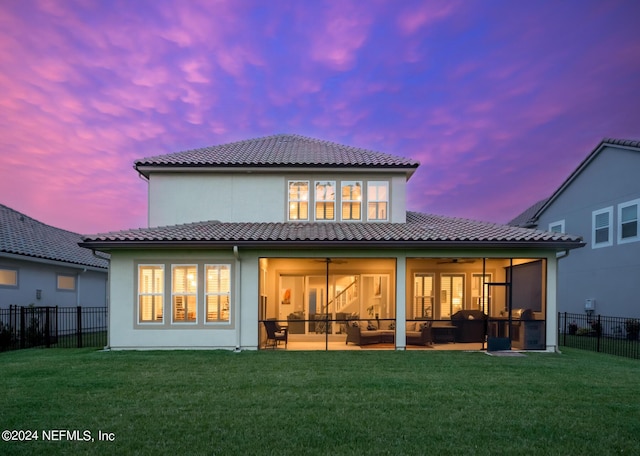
[76, 306, 83, 348]
[563, 312, 567, 346]
[20, 306, 25, 349]
[44, 307, 51, 348]
[596, 314, 601, 353]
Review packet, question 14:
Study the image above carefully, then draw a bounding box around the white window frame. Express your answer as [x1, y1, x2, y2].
[548, 220, 565, 234]
[341, 181, 362, 221]
[413, 273, 434, 319]
[439, 273, 465, 319]
[171, 265, 198, 324]
[288, 180, 309, 221]
[471, 273, 492, 312]
[314, 181, 336, 221]
[0, 267, 18, 287]
[57, 274, 76, 291]
[618, 199, 640, 244]
[138, 265, 164, 324]
[205, 264, 232, 324]
[592, 207, 613, 248]
[367, 181, 389, 221]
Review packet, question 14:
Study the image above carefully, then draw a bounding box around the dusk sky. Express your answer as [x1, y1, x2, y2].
[1, 0, 639, 235]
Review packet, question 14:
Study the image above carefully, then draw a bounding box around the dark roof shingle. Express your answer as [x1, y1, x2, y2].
[81, 211, 583, 250]
[134, 134, 420, 175]
[0, 204, 109, 269]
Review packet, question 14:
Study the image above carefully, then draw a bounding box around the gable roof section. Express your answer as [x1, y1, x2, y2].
[81, 211, 584, 251]
[134, 134, 420, 178]
[0, 204, 108, 269]
[508, 198, 549, 228]
[521, 138, 640, 226]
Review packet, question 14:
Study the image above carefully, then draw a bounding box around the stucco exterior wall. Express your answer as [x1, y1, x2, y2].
[107, 247, 558, 351]
[536, 146, 640, 317]
[0, 256, 107, 309]
[147, 171, 408, 226]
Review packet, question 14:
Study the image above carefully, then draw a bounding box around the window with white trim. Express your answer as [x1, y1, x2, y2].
[288, 181, 309, 221]
[206, 265, 231, 323]
[315, 181, 336, 221]
[618, 199, 639, 244]
[138, 265, 164, 323]
[367, 181, 388, 221]
[471, 273, 491, 311]
[0, 268, 18, 287]
[549, 220, 565, 234]
[440, 274, 465, 319]
[592, 207, 613, 248]
[172, 265, 197, 323]
[341, 181, 362, 221]
[413, 273, 434, 319]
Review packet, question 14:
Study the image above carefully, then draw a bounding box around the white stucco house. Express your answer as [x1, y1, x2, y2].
[80, 134, 584, 351]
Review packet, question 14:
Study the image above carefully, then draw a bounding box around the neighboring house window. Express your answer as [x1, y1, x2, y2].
[206, 265, 231, 323]
[440, 274, 464, 319]
[618, 199, 640, 244]
[139, 265, 164, 323]
[548, 220, 565, 233]
[0, 268, 18, 287]
[315, 181, 336, 221]
[57, 274, 76, 291]
[288, 181, 309, 221]
[413, 273, 434, 319]
[341, 181, 362, 221]
[172, 265, 197, 323]
[592, 207, 613, 248]
[367, 181, 388, 221]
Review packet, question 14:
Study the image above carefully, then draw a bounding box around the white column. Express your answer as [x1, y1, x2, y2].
[546, 254, 558, 352]
[395, 255, 406, 350]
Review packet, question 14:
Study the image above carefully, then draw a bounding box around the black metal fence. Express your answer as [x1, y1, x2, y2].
[0, 305, 107, 352]
[558, 312, 640, 360]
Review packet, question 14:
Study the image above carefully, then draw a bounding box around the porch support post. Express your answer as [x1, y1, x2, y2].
[395, 255, 406, 350]
[546, 254, 558, 352]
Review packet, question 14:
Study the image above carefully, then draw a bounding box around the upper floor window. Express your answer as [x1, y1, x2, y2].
[138, 265, 164, 323]
[341, 181, 362, 221]
[172, 265, 197, 323]
[315, 181, 336, 221]
[57, 274, 76, 291]
[367, 181, 388, 221]
[0, 268, 18, 287]
[549, 220, 565, 233]
[288, 181, 309, 221]
[206, 264, 231, 323]
[619, 199, 640, 244]
[592, 207, 613, 248]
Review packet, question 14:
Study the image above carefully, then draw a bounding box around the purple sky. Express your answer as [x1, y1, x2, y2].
[1, 0, 639, 235]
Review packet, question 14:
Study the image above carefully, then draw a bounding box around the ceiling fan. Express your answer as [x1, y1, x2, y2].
[436, 258, 476, 264]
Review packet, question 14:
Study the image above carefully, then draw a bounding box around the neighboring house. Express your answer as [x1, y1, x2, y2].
[81, 134, 583, 351]
[0, 204, 109, 308]
[510, 138, 640, 318]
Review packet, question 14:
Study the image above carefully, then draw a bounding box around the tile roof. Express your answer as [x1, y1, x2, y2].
[81, 211, 584, 251]
[0, 204, 109, 269]
[134, 134, 420, 176]
[508, 198, 549, 227]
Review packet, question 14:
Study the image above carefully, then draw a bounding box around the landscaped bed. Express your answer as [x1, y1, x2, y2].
[1, 348, 639, 455]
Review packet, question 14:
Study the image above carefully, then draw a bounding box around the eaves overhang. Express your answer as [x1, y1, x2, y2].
[79, 238, 585, 252]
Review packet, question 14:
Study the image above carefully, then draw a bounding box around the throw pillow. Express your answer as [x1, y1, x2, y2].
[406, 322, 416, 332]
[367, 320, 378, 330]
[350, 320, 359, 327]
[388, 322, 395, 330]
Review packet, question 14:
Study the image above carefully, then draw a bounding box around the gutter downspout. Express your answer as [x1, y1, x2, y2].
[233, 246, 241, 352]
[92, 249, 111, 350]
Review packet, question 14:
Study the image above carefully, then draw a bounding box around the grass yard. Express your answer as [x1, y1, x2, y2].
[1, 348, 639, 455]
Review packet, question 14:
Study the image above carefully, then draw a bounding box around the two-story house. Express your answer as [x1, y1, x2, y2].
[81, 134, 583, 351]
[510, 138, 640, 318]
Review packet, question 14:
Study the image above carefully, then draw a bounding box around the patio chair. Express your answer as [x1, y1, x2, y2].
[263, 319, 288, 349]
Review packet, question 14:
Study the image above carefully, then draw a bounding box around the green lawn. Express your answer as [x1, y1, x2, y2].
[1, 348, 639, 455]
